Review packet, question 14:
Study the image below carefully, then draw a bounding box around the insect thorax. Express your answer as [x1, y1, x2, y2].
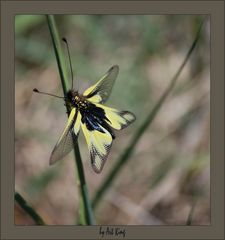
[66, 89, 88, 110]
[66, 90, 115, 139]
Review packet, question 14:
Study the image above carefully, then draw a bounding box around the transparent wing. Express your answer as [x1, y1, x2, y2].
[49, 108, 81, 165]
[95, 103, 136, 130]
[81, 122, 113, 173]
[83, 65, 119, 104]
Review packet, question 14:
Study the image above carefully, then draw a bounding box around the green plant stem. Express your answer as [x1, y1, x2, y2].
[46, 15, 69, 94]
[92, 19, 205, 209]
[46, 15, 94, 225]
[186, 198, 197, 225]
[15, 192, 45, 225]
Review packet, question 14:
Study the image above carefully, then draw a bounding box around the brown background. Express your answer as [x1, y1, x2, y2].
[1, 0, 224, 239]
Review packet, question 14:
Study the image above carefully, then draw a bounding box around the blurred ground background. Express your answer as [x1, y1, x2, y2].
[15, 15, 210, 225]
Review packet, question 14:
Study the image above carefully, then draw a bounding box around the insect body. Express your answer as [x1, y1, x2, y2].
[37, 65, 136, 173]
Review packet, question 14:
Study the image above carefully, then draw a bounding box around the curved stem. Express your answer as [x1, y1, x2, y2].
[46, 15, 94, 225]
[92, 18, 205, 209]
[15, 192, 45, 225]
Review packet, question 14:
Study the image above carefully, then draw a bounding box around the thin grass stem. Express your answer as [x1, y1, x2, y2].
[92, 19, 205, 209]
[186, 198, 197, 225]
[46, 15, 94, 225]
[15, 192, 45, 225]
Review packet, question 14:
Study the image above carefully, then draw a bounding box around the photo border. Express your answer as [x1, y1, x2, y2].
[1, 1, 224, 239]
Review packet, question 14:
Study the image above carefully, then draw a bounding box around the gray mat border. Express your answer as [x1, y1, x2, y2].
[1, 1, 224, 240]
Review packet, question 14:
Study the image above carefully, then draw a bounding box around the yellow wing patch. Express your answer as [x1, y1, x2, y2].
[83, 65, 119, 104]
[49, 108, 80, 165]
[95, 103, 136, 130]
[74, 111, 81, 135]
[81, 122, 113, 173]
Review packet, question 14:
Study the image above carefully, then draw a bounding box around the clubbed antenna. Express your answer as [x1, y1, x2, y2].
[33, 88, 64, 99]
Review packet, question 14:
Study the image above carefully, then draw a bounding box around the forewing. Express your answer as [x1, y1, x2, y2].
[95, 103, 136, 130]
[83, 65, 119, 104]
[49, 108, 81, 165]
[81, 122, 113, 173]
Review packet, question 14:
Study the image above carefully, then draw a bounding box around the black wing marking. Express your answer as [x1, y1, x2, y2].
[94, 103, 136, 130]
[81, 121, 113, 173]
